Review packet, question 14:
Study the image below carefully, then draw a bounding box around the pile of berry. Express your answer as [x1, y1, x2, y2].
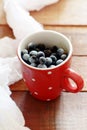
[21, 42, 68, 68]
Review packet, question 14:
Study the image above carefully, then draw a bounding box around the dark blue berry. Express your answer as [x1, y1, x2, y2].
[37, 64, 47, 68]
[51, 53, 57, 57]
[44, 49, 52, 57]
[22, 53, 30, 62]
[27, 42, 36, 52]
[29, 55, 37, 63]
[57, 48, 64, 56]
[37, 44, 45, 51]
[30, 62, 37, 67]
[39, 56, 46, 64]
[45, 57, 52, 67]
[49, 65, 56, 68]
[50, 55, 57, 64]
[37, 51, 45, 58]
[29, 50, 37, 56]
[51, 46, 58, 52]
[61, 54, 67, 60]
[56, 59, 63, 65]
[21, 49, 28, 56]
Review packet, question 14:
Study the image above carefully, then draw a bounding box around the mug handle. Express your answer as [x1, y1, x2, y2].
[62, 68, 84, 93]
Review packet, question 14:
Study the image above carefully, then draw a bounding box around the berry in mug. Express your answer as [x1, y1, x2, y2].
[21, 42, 68, 68]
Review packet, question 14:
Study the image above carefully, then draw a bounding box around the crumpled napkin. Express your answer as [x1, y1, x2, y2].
[0, 64, 30, 130]
[0, 0, 59, 129]
[0, 57, 22, 86]
[3, 0, 43, 40]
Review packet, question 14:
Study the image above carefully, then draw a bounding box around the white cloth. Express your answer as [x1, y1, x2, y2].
[0, 56, 22, 85]
[0, 64, 30, 130]
[4, 0, 43, 40]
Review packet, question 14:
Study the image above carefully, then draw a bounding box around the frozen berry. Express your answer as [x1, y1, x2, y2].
[61, 54, 67, 60]
[37, 44, 45, 51]
[37, 51, 45, 58]
[57, 48, 64, 56]
[27, 42, 36, 52]
[21, 49, 28, 56]
[49, 65, 56, 68]
[39, 57, 46, 64]
[56, 59, 63, 65]
[50, 55, 57, 65]
[44, 49, 52, 57]
[29, 50, 37, 56]
[37, 64, 47, 68]
[22, 53, 30, 62]
[29, 55, 37, 63]
[51, 46, 58, 52]
[45, 57, 52, 67]
[51, 53, 57, 57]
[30, 62, 37, 67]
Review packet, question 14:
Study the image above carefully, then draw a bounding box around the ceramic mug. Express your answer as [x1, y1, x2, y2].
[18, 30, 84, 101]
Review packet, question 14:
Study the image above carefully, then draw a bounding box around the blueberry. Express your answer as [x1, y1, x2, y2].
[44, 49, 52, 57]
[30, 62, 37, 67]
[45, 57, 52, 67]
[51, 53, 57, 57]
[37, 51, 45, 58]
[39, 56, 46, 64]
[29, 50, 37, 56]
[56, 59, 63, 65]
[27, 42, 36, 52]
[29, 55, 37, 63]
[22, 53, 30, 62]
[49, 65, 56, 68]
[37, 44, 45, 51]
[50, 55, 57, 64]
[35, 58, 39, 65]
[57, 48, 64, 56]
[61, 54, 67, 60]
[21, 49, 28, 56]
[51, 46, 58, 52]
[37, 64, 47, 68]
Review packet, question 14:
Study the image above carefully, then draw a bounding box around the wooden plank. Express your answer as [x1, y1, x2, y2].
[44, 26, 87, 55]
[0, 25, 14, 38]
[0, 0, 6, 24]
[11, 91, 87, 130]
[71, 56, 87, 91]
[10, 79, 28, 91]
[30, 0, 87, 25]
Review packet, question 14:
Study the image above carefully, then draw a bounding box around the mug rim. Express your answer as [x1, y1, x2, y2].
[18, 30, 72, 71]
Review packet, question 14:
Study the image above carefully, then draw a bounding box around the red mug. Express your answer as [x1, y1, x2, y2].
[18, 30, 84, 101]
